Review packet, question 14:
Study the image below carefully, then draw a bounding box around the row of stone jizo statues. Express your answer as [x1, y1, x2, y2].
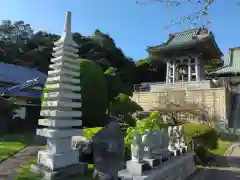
[131, 125, 188, 163]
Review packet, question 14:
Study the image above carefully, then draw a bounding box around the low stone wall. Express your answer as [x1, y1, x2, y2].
[118, 153, 196, 180]
[132, 87, 230, 126]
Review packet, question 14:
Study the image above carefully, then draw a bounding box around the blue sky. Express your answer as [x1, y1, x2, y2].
[0, 0, 240, 60]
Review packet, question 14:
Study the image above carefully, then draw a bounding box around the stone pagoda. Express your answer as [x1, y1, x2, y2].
[31, 11, 87, 179]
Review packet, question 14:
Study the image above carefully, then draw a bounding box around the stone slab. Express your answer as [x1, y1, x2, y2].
[42, 101, 82, 108]
[45, 82, 81, 91]
[40, 110, 82, 118]
[37, 128, 83, 138]
[43, 91, 81, 100]
[143, 158, 161, 168]
[31, 162, 87, 180]
[47, 75, 80, 84]
[38, 119, 82, 127]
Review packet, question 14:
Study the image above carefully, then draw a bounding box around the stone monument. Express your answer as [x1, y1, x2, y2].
[151, 129, 171, 161]
[92, 122, 125, 180]
[168, 126, 180, 156]
[131, 132, 144, 163]
[31, 11, 87, 180]
[179, 125, 188, 153]
[142, 131, 161, 167]
[120, 132, 151, 176]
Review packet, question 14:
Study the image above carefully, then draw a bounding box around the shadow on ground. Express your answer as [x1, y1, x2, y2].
[211, 155, 240, 168]
[205, 168, 240, 180]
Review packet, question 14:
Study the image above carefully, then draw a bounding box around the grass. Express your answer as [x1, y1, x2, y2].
[208, 139, 232, 156]
[83, 127, 102, 140]
[0, 133, 33, 161]
[15, 158, 94, 180]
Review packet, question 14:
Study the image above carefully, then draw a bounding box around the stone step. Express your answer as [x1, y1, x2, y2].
[46, 75, 80, 84]
[48, 68, 79, 77]
[49, 61, 80, 71]
[37, 128, 83, 138]
[38, 119, 82, 127]
[43, 92, 81, 100]
[42, 101, 82, 108]
[40, 110, 82, 117]
[45, 83, 81, 92]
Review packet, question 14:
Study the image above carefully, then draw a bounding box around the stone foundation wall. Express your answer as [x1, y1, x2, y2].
[132, 87, 230, 126]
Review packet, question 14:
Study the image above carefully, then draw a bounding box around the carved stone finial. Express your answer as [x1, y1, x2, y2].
[64, 11, 71, 33]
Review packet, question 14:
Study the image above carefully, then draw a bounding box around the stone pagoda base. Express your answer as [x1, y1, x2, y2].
[31, 162, 87, 180]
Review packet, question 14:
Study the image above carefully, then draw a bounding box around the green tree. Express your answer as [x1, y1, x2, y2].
[78, 59, 109, 127]
[135, 56, 166, 84]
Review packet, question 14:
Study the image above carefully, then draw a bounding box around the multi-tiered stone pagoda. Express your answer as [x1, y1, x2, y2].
[31, 11, 87, 179]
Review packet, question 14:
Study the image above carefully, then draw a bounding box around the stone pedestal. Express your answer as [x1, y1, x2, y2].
[31, 162, 87, 180]
[152, 150, 171, 162]
[125, 160, 151, 176]
[143, 158, 161, 168]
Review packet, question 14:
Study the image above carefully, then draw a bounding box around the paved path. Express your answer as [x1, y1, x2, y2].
[0, 146, 42, 180]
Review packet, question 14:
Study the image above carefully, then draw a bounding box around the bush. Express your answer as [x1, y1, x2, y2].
[111, 93, 143, 126]
[183, 123, 218, 165]
[183, 123, 218, 149]
[78, 59, 109, 127]
[83, 127, 103, 140]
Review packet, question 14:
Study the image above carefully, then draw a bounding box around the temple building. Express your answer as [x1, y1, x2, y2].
[132, 27, 232, 129]
[146, 27, 222, 90]
[209, 47, 240, 93]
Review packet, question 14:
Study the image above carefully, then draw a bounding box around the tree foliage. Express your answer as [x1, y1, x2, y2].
[78, 59, 108, 127]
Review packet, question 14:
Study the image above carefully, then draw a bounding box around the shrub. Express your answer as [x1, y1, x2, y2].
[183, 123, 218, 149]
[83, 127, 103, 140]
[111, 93, 143, 126]
[77, 59, 109, 127]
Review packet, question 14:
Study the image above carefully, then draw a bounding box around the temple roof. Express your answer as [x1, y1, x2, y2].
[147, 27, 223, 59]
[209, 47, 240, 75]
[0, 63, 46, 84]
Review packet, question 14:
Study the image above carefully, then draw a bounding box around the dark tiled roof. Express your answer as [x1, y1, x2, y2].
[147, 27, 210, 51]
[0, 63, 46, 85]
[166, 28, 200, 46]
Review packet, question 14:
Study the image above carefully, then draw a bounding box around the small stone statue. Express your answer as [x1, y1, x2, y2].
[131, 132, 143, 162]
[142, 130, 153, 158]
[173, 126, 181, 149]
[168, 126, 176, 151]
[179, 125, 187, 148]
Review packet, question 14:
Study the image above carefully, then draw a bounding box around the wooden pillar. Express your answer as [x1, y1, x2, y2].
[172, 62, 176, 83]
[166, 61, 170, 84]
[195, 58, 200, 81]
[188, 58, 192, 82]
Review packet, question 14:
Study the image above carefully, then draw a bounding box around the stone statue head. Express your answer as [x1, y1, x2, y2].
[168, 126, 173, 136]
[179, 125, 183, 133]
[173, 126, 178, 133]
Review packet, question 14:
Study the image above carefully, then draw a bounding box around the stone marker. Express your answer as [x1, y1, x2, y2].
[92, 122, 125, 179]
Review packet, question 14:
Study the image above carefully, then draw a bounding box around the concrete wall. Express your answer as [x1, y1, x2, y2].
[132, 87, 231, 126]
